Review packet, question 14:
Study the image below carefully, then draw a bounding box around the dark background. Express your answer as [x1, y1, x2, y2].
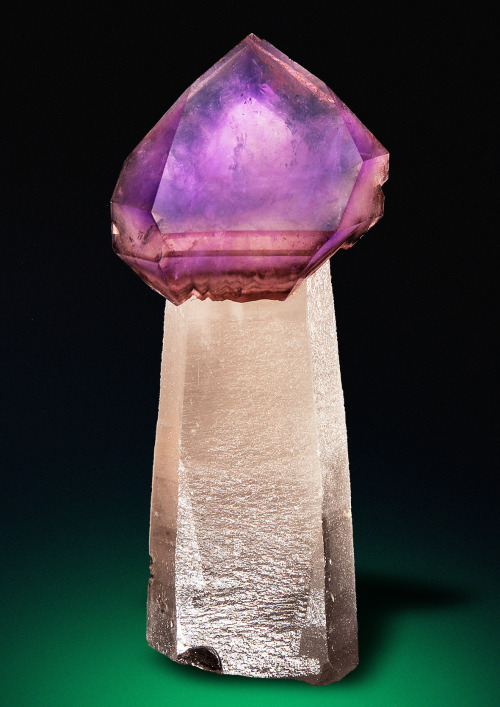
[2, 3, 498, 705]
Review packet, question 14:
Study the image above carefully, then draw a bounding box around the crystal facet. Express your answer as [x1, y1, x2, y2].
[147, 261, 357, 684]
[111, 34, 388, 304]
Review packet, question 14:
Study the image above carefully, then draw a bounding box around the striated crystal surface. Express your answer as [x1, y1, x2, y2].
[147, 261, 357, 684]
[111, 34, 388, 304]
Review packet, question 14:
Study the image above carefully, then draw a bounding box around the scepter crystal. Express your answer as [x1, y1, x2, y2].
[111, 34, 388, 685]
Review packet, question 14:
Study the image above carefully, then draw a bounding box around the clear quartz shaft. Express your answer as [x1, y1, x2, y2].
[147, 260, 358, 685]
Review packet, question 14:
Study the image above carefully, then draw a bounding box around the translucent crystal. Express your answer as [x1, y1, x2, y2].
[111, 34, 388, 304]
[147, 261, 357, 684]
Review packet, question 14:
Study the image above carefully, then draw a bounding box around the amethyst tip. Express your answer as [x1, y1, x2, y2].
[111, 35, 388, 304]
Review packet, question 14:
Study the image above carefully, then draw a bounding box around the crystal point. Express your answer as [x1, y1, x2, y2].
[111, 35, 388, 304]
[147, 261, 357, 684]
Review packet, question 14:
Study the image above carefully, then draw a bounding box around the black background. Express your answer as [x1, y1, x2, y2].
[2, 1, 498, 695]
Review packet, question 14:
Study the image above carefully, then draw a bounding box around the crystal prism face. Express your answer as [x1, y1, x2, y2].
[111, 34, 388, 304]
[147, 262, 357, 684]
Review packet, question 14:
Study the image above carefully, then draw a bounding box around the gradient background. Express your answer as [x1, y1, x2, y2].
[2, 3, 498, 705]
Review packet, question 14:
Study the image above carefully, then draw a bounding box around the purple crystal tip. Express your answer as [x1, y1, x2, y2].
[111, 34, 389, 304]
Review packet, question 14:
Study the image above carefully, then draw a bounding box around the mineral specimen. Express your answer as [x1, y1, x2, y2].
[112, 34, 389, 685]
[111, 34, 388, 304]
[147, 260, 357, 684]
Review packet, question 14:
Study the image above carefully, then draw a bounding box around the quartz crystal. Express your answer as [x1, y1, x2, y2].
[147, 260, 357, 684]
[111, 34, 388, 304]
[112, 34, 389, 685]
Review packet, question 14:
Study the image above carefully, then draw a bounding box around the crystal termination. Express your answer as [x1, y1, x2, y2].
[111, 34, 388, 304]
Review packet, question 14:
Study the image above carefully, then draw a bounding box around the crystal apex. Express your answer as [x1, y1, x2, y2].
[111, 35, 388, 304]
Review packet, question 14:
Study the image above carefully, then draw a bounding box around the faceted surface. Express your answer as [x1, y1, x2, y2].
[111, 34, 388, 304]
[147, 261, 357, 684]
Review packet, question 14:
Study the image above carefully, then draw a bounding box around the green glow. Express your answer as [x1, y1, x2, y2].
[2, 494, 498, 707]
